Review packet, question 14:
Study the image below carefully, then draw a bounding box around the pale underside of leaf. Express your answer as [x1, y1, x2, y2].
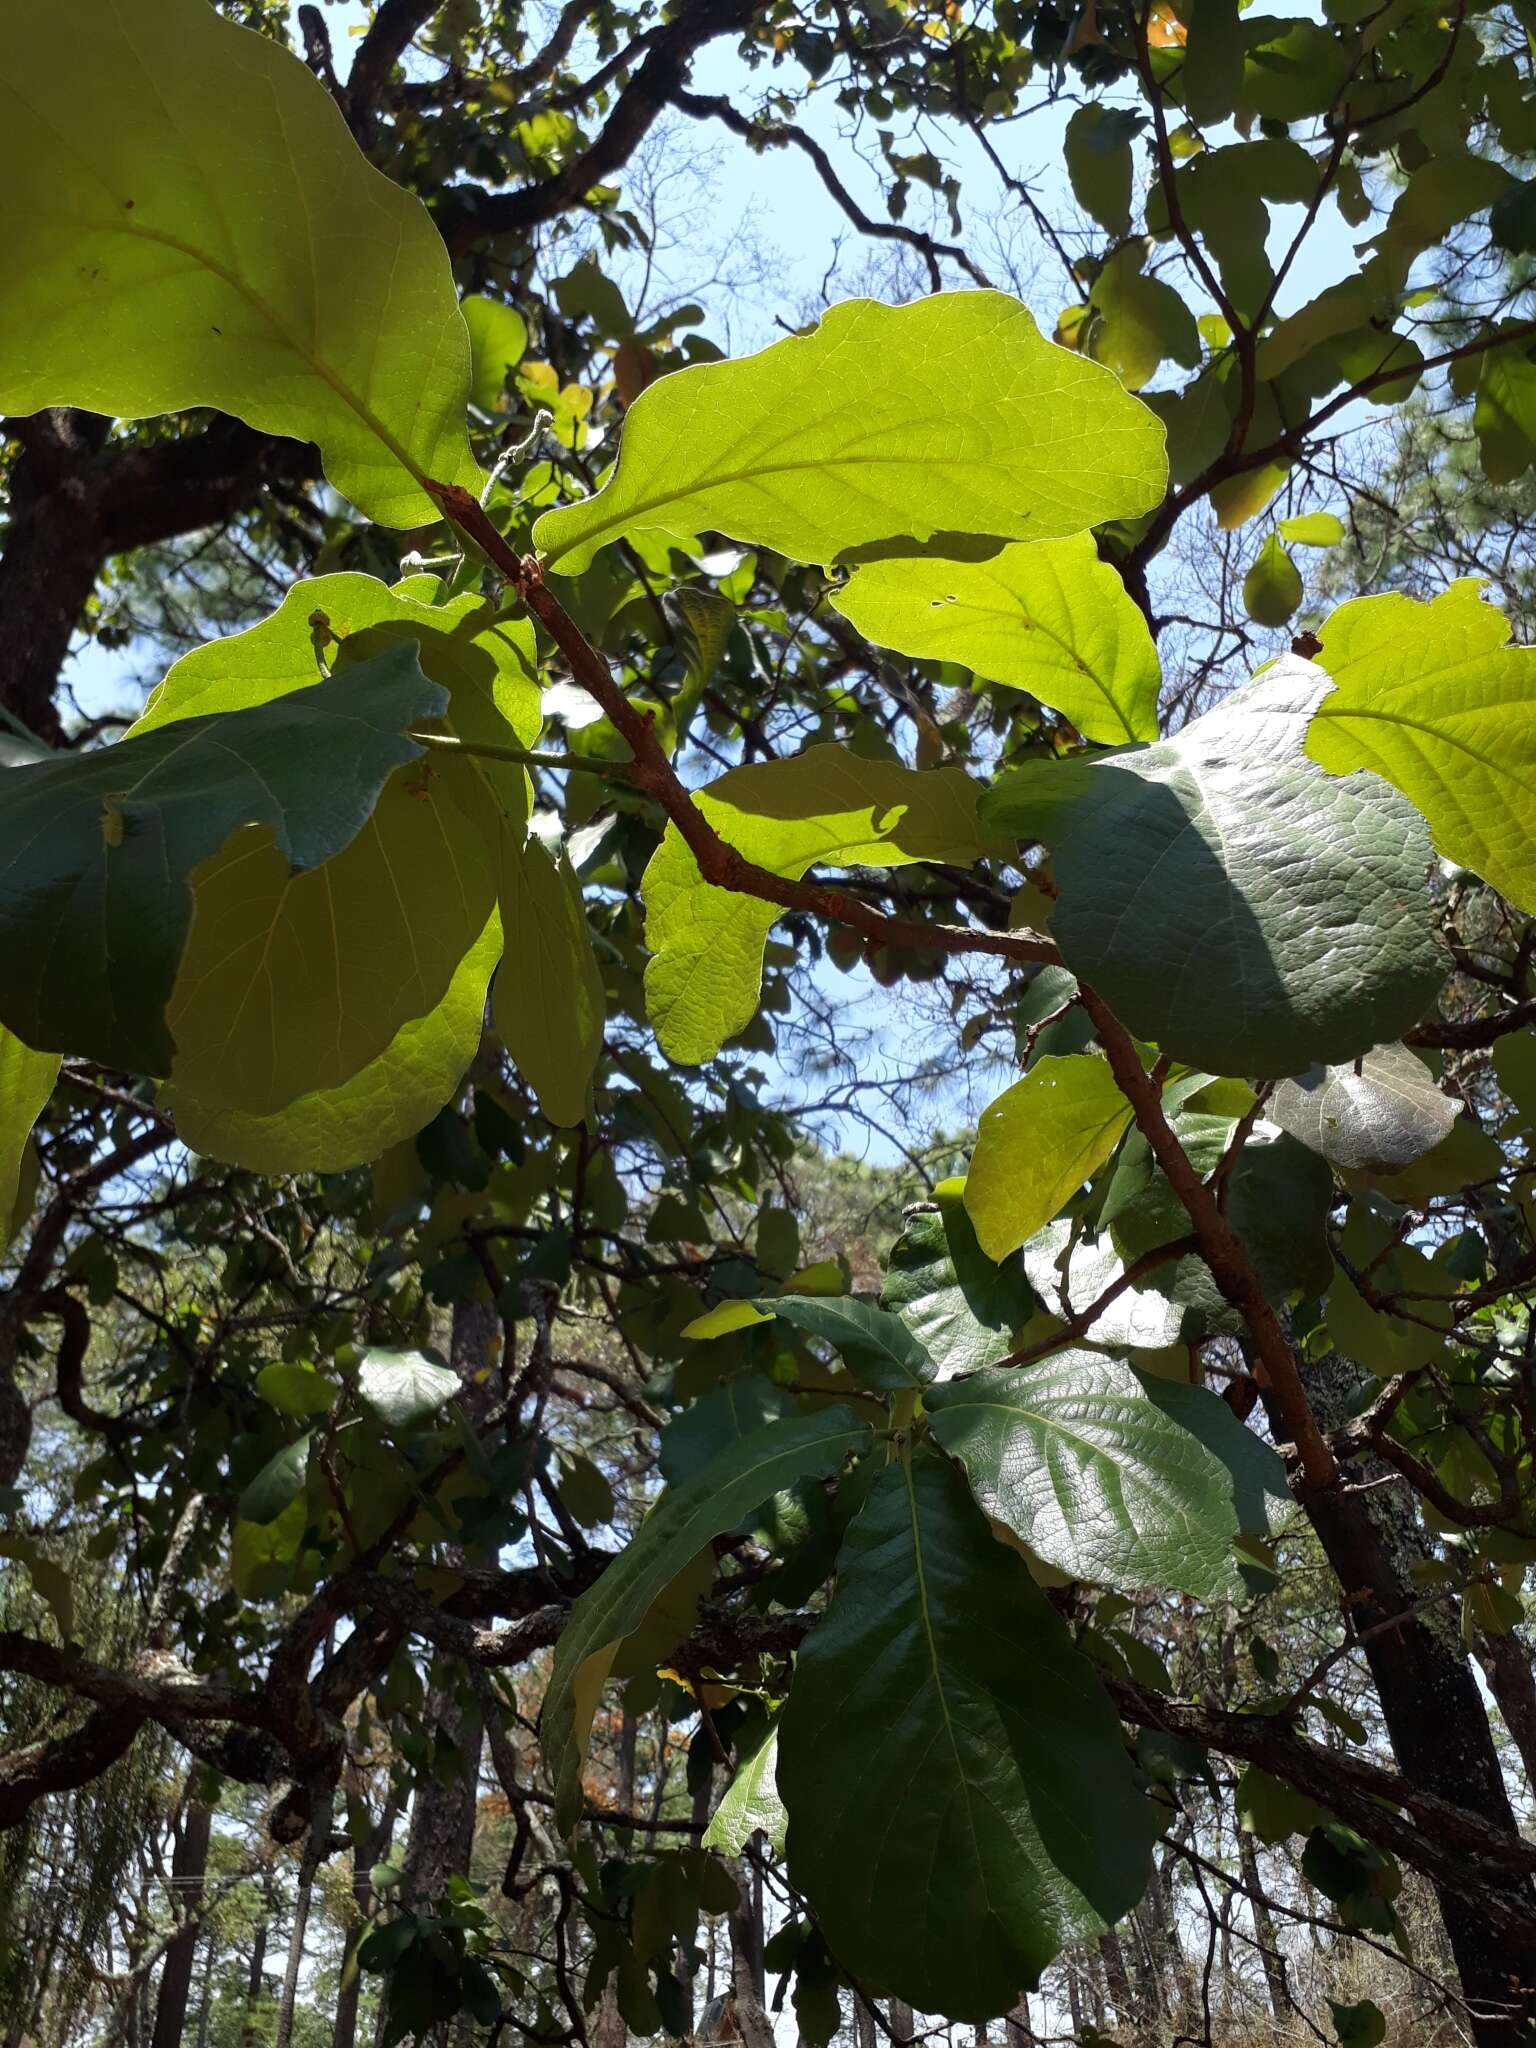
[984, 656, 1445, 1076]
[1269, 1041, 1456, 1172]
[926, 1354, 1287, 1600]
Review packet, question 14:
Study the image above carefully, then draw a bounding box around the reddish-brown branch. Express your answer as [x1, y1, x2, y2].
[426, 481, 1058, 974]
[1076, 985, 1339, 1493]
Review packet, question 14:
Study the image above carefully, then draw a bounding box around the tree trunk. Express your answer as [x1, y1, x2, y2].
[149, 1792, 213, 2048]
[888, 1999, 915, 2045]
[1277, 1350, 1536, 2045]
[240, 1873, 272, 2048]
[377, 1298, 498, 2048]
[194, 1930, 216, 2048]
[1477, 1629, 1536, 1794]
[1097, 1928, 1136, 2035]
[334, 1790, 398, 2048]
[1005, 1997, 1036, 2047]
[1237, 1826, 1293, 2019]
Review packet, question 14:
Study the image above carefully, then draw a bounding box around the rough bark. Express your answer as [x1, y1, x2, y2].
[1284, 1351, 1536, 2044]
[0, 412, 306, 744]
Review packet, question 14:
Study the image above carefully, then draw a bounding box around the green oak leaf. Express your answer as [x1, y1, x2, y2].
[462, 295, 528, 412]
[1086, 245, 1202, 393]
[1183, 0, 1246, 127]
[1495, 1032, 1536, 1126]
[1064, 105, 1139, 237]
[832, 534, 1161, 745]
[496, 830, 606, 1128]
[703, 1722, 787, 1856]
[1104, 1124, 1334, 1331]
[238, 1436, 312, 1526]
[0, 648, 444, 1078]
[927, 1353, 1288, 1599]
[169, 912, 503, 1174]
[534, 292, 1167, 574]
[1279, 512, 1346, 547]
[545, 1408, 869, 1832]
[1325, 1200, 1455, 1377]
[778, 1451, 1157, 2018]
[642, 748, 997, 1064]
[983, 657, 1445, 1076]
[1243, 534, 1303, 627]
[0, 0, 480, 525]
[965, 1056, 1135, 1262]
[1236, 1765, 1329, 1844]
[130, 574, 552, 1153]
[658, 1378, 795, 1487]
[752, 1293, 935, 1391]
[880, 1181, 1035, 1377]
[0, 1028, 58, 1238]
[1309, 580, 1536, 913]
[254, 1364, 338, 1418]
[1270, 1042, 1456, 1173]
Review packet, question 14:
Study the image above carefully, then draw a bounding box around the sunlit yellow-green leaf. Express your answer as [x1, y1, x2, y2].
[1279, 512, 1346, 547]
[0, 0, 480, 524]
[535, 293, 1168, 574]
[462, 295, 529, 412]
[833, 534, 1161, 744]
[642, 749, 998, 1064]
[0, 1028, 58, 1242]
[1243, 534, 1303, 627]
[1310, 580, 1536, 911]
[966, 1055, 1135, 1261]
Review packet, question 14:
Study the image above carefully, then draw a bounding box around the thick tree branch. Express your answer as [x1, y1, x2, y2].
[437, 0, 761, 254]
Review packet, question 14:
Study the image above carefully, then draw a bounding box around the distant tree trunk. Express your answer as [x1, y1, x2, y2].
[673, 1745, 712, 2032]
[1149, 1844, 1197, 2023]
[1097, 1928, 1136, 2034]
[1005, 1997, 1036, 2047]
[1065, 1964, 1084, 2040]
[855, 1997, 877, 2048]
[1477, 1629, 1536, 1793]
[726, 1853, 765, 2004]
[1286, 1351, 1536, 2044]
[194, 1930, 216, 2048]
[378, 1298, 498, 2048]
[149, 1792, 213, 2048]
[1237, 1827, 1293, 2019]
[240, 1871, 272, 2048]
[334, 1790, 398, 2048]
[888, 2000, 915, 2045]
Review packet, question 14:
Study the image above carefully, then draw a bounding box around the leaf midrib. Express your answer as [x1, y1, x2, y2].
[8, 55, 425, 493]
